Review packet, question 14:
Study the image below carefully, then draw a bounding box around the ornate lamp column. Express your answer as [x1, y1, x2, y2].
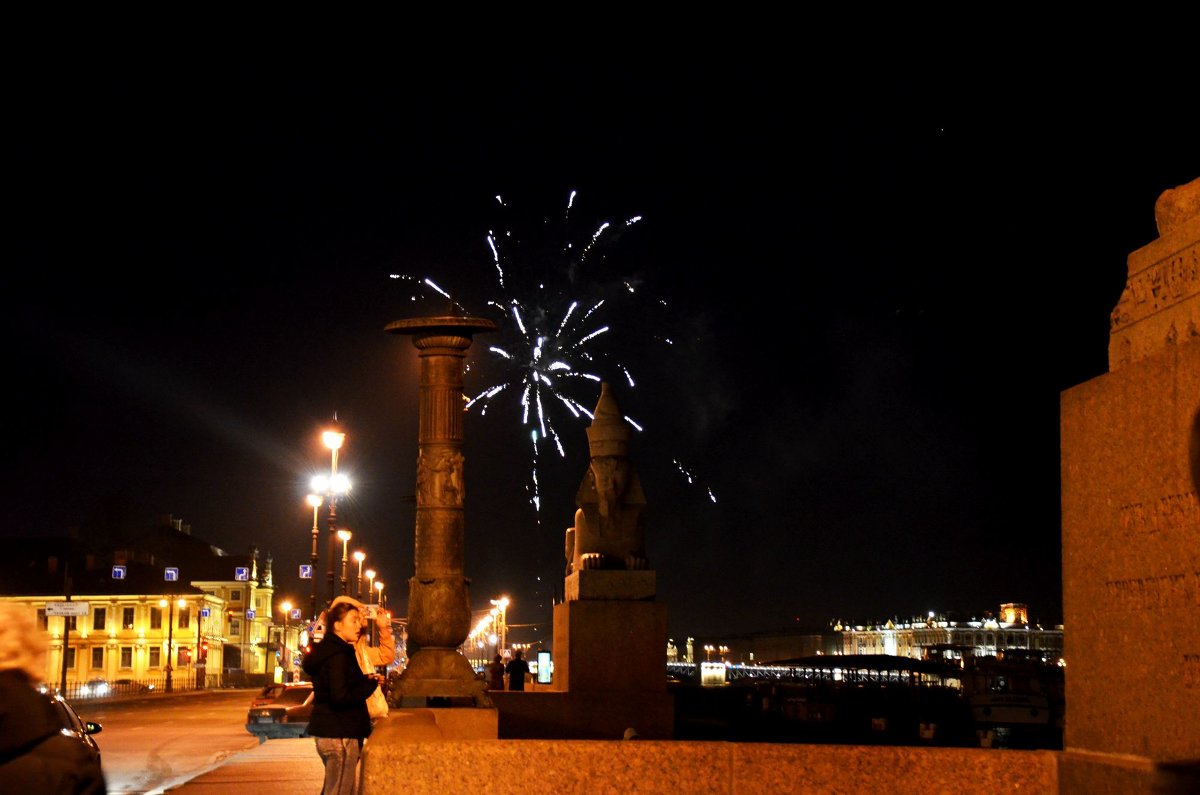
[306, 494, 323, 621]
[322, 424, 346, 608]
[386, 314, 496, 705]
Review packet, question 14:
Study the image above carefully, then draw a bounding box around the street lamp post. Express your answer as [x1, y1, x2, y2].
[338, 529, 352, 595]
[160, 597, 185, 693]
[490, 596, 509, 653]
[374, 580, 385, 610]
[280, 600, 292, 679]
[315, 423, 348, 609]
[365, 569, 376, 603]
[306, 494, 322, 622]
[353, 551, 366, 601]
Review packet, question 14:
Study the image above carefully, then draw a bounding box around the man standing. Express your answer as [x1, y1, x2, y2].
[505, 649, 530, 692]
[486, 654, 505, 691]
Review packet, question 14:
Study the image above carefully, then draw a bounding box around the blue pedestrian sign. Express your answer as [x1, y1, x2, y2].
[246, 609, 256, 619]
[299, 564, 313, 579]
[290, 608, 302, 620]
[234, 567, 249, 581]
[112, 565, 126, 580]
[164, 567, 179, 582]
[200, 607, 211, 618]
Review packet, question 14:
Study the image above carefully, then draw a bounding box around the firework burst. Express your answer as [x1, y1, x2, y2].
[390, 189, 712, 515]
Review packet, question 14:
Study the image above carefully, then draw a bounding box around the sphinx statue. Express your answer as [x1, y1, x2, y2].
[565, 382, 648, 573]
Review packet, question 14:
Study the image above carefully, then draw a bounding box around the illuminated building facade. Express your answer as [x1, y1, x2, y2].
[0, 517, 278, 689]
[834, 603, 1063, 662]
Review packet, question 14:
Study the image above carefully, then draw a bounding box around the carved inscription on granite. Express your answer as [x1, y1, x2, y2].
[1119, 490, 1200, 535]
[1103, 570, 1200, 610]
[1110, 245, 1199, 331]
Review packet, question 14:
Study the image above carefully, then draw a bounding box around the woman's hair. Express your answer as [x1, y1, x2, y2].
[325, 600, 360, 633]
[0, 603, 48, 682]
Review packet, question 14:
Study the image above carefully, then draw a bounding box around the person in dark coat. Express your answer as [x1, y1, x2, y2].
[0, 603, 107, 794]
[486, 654, 505, 691]
[302, 600, 384, 795]
[505, 649, 530, 692]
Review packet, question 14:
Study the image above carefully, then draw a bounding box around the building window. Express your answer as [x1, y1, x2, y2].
[230, 619, 241, 636]
[177, 646, 190, 667]
[150, 607, 162, 630]
[122, 608, 135, 630]
[37, 608, 48, 631]
[91, 647, 104, 669]
[149, 647, 161, 667]
[120, 647, 133, 668]
[229, 589, 242, 602]
[65, 647, 76, 668]
[178, 606, 190, 629]
[66, 616, 77, 632]
[92, 607, 106, 632]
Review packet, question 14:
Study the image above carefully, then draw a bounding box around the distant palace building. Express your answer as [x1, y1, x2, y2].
[834, 603, 1063, 663]
[0, 516, 280, 690]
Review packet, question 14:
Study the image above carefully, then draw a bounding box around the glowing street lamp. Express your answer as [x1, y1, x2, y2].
[353, 550, 366, 601]
[704, 644, 714, 662]
[365, 569, 377, 603]
[314, 421, 350, 607]
[489, 596, 510, 652]
[306, 494, 323, 621]
[338, 529, 353, 595]
[374, 580, 385, 609]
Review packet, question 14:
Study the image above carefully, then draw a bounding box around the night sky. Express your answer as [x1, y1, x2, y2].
[6, 51, 1197, 644]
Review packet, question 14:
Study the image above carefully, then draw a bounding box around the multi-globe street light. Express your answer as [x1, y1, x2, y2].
[338, 529, 353, 595]
[312, 422, 350, 608]
[306, 494, 323, 621]
[353, 550, 366, 601]
[489, 596, 510, 653]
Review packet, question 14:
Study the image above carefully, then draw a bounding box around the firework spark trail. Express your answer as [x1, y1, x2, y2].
[392, 190, 712, 518]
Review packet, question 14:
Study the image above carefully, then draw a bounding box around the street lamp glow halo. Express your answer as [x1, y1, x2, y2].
[323, 430, 346, 450]
[307, 493, 323, 508]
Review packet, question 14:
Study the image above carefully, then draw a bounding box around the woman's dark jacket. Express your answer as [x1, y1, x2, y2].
[0, 669, 107, 794]
[302, 633, 378, 739]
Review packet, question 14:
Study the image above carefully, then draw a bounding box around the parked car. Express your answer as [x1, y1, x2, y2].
[47, 691, 104, 766]
[245, 683, 313, 741]
[250, 680, 310, 708]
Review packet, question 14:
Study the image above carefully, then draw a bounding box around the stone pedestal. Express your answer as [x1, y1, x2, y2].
[1059, 177, 1200, 792]
[553, 588, 667, 693]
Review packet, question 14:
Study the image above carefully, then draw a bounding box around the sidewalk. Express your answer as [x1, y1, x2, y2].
[157, 737, 323, 794]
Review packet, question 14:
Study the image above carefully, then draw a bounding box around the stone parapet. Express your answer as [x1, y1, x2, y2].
[361, 740, 1060, 794]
